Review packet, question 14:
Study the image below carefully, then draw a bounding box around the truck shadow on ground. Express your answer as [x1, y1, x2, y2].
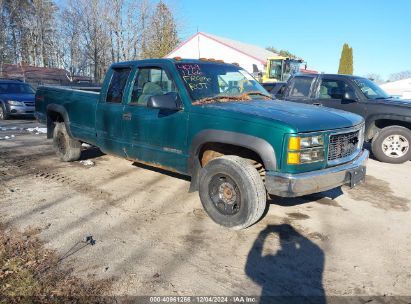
[268, 187, 344, 208]
[245, 224, 325, 304]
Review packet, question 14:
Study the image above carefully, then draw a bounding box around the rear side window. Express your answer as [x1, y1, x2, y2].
[288, 76, 315, 98]
[319, 79, 351, 99]
[106, 68, 131, 103]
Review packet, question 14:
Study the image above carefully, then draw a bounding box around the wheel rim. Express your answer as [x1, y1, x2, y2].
[382, 134, 409, 158]
[55, 131, 67, 155]
[209, 174, 241, 215]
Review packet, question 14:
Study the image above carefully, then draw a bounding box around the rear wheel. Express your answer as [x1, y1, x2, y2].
[198, 155, 267, 230]
[0, 105, 9, 120]
[371, 126, 411, 163]
[53, 122, 81, 162]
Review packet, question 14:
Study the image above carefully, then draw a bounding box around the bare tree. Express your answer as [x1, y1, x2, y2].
[366, 73, 385, 84]
[389, 70, 411, 82]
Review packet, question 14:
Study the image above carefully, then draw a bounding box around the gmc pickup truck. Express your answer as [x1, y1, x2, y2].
[35, 59, 368, 229]
[276, 73, 411, 164]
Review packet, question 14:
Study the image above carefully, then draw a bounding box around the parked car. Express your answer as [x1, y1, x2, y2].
[0, 79, 36, 120]
[35, 59, 368, 229]
[277, 74, 411, 163]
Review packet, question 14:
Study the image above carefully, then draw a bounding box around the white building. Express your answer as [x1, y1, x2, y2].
[380, 78, 411, 99]
[165, 32, 277, 74]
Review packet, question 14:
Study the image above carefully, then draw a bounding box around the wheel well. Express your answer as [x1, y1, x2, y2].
[47, 110, 64, 123]
[198, 142, 266, 179]
[368, 119, 411, 140]
[46, 110, 64, 138]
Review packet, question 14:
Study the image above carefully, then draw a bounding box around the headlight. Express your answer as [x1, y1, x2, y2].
[7, 100, 25, 106]
[287, 134, 325, 164]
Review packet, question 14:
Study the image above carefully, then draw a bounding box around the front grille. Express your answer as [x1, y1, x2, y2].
[328, 130, 360, 161]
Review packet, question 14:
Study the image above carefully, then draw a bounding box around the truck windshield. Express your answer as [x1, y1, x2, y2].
[353, 78, 390, 100]
[0, 83, 34, 94]
[268, 59, 302, 81]
[176, 63, 269, 104]
[269, 59, 282, 81]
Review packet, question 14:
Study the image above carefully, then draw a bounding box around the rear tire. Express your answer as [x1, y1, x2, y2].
[371, 126, 411, 163]
[53, 122, 81, 162]
[198, 155, 267, 230]
[0, 104, 9, 120]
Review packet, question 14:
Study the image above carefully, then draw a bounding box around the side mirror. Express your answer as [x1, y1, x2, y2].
[147, 92, 182, 110]
[343, 89, 357, 102]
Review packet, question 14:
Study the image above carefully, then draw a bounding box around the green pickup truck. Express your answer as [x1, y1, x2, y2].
[35, 58, 368, 229]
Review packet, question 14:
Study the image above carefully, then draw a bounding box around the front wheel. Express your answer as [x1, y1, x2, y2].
[53, 122, 81, 162]
[0, 105, 9, 120]
[371, 126, 411, 163]
[198, 155, 267, 230]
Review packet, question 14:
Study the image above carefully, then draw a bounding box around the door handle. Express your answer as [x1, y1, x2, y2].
[313, 103, 322, 106]
[122, 113, 132, 120]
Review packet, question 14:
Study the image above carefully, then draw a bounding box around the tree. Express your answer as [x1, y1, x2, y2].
[338, 43, 353, 75]
[265, 46, 299, 59]
[388, 70, 411, 82]
[366, 73, 384, 84]
[142, 1, 179, 59]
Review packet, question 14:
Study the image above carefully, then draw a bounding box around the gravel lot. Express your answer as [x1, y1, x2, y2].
[1, 118, 410, 299]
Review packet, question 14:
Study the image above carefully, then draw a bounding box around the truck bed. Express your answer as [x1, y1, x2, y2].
[35, 86, 100, 144]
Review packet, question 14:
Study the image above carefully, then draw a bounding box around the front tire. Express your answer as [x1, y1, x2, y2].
[53, 122, 81, 162]
[0, 104, 9, 120]
[371, 126, 411, 163]
[198, 155, 267, 230]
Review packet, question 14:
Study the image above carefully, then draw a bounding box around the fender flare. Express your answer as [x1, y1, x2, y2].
[46, 104, 73, 139]
[188, 129, 277, 192]
[366, 114, 411, 140]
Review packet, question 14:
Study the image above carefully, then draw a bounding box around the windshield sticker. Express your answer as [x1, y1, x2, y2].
[177, 64, 212, 91]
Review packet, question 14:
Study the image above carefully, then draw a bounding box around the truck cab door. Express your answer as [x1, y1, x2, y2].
[284, 75, 317, 105]
[121, 65, 188, 173]
[315, 77, 367, 118]
[95, 66, 133, 156]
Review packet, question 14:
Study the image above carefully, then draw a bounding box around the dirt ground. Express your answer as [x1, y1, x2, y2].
[1, 118, 410, 299]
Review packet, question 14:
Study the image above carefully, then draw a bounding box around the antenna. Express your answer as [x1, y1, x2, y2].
[197, 27, 201, 58]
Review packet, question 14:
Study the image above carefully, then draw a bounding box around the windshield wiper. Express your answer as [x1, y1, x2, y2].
[243, 91, 272, 99]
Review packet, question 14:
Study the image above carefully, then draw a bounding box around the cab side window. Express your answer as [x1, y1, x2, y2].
[106, 68, 131, 103]
[319, 79, 352, 100]
[130, 67, 176, 106]
[288, 76, 315, 98]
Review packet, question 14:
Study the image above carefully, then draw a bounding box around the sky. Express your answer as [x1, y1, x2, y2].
[55, 0, 411, 80]
[172, 0, 411, 79]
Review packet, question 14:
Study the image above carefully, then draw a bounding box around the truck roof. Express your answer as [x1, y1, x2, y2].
[111, 58, 240, 67]
[0, 79, 24, 84]
[294, 73, 366, 80]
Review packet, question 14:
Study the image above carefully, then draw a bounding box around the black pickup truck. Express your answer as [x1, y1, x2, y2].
[273, 74, 411, 163]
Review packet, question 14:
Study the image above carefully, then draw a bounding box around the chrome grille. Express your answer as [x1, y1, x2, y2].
[24, 101, 35, 106]
[328, 130, 360, 161]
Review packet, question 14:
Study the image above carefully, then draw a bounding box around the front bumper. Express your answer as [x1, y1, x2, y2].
[6, 104, 35, 116]
[265, 149, 369, 197]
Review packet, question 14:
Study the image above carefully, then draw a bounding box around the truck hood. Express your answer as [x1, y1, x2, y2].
[200, 100, 364, 133]
[0, 93, 34, 102]
[369, 98, 411, 108]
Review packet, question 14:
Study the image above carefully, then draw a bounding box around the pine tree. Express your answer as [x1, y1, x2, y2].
[338, 43, 354, 75]
[142, 1, 179, 59]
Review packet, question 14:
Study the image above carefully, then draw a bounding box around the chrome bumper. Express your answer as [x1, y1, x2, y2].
[7, 104, 35, 115]
[265, 149, 369, 197]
